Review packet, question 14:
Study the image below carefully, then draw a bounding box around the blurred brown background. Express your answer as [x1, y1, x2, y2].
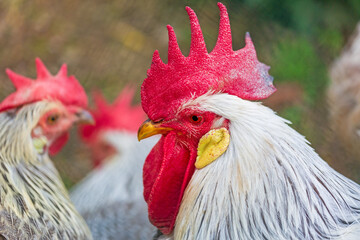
[0, 0, 359, 187]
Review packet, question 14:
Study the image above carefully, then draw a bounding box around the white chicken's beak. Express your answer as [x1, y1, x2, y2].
[137, 119, 173, 141]
[75, 109, 95, 125]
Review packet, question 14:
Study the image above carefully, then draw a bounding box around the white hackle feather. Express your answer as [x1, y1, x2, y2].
[0, 101, 91, 239]
[170, 93, 360, 240]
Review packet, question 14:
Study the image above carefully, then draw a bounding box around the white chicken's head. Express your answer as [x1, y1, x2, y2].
[0, 58, 93, 156]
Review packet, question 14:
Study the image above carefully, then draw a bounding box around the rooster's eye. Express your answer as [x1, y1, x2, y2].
[189, 115, 203, 124]
[47, 114, 59, 125]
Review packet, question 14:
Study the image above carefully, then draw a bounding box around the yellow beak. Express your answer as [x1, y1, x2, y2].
[137, 119, 173, 141]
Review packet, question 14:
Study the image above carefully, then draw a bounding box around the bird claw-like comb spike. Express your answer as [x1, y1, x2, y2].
[5, 69, 33, 89]
[151, 50, 165, 68]
[167, 25, 185, 64]
[35, 58, 51, 79]
[93, 91, 109, 110]
[114, 86, 135, 107]
[212, 2, 232, 54]
[56, 64, 68, 78]
[186, 6, 208, 56]
[244, 32, 255, 50]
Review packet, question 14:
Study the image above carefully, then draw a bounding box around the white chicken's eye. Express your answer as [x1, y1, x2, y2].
[47, 114, 60, 125]
[189, 115, 203, 124]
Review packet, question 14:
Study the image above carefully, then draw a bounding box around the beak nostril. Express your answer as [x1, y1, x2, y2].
[153, 119, 164, 124]
[137, 119, 173, 141]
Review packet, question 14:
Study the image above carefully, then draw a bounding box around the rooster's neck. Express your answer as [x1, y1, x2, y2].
[173, 93, 360, 240]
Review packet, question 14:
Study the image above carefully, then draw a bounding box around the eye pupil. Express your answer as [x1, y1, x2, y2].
[190, 115, 203, 124]
[47, 114, 59, 124]
[192, 116, 199, 122]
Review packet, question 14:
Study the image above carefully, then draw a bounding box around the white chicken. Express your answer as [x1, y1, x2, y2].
[138, 3, 360, 240]
[70, 89, 157, 239]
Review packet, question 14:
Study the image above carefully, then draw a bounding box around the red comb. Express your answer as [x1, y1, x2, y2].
[79, 87, 145, 143]
[0, 58, 88, 112]
[141, 3, 276, 120]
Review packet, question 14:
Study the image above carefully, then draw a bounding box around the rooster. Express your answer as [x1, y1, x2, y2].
[0, 58, 93, 239]
[137, 3, 360, 240]
[70, 89, 156, 239]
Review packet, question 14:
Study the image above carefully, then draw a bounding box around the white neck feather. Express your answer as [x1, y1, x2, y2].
[174, 93, 360, 240]
[0, 101, 91, 238]
[0, 101, 57, 164]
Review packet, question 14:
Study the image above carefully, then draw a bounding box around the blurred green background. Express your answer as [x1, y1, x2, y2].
[0, 0, 359, 187]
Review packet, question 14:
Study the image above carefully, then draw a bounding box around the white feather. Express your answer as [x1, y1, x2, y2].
[70, 132, 155, 210]
[171, 93, 360, 240]
[70, 131, 159, 239]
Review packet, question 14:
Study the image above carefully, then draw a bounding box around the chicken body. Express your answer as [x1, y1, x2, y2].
[138, 3, 360, 239]
[168, 94, 360, 239]
[0, 101, 91, 239]
[70, 131, 157, 239]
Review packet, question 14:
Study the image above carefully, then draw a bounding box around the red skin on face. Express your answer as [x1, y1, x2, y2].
[31, 106, 82, 155]
[143, 111, 218, 234]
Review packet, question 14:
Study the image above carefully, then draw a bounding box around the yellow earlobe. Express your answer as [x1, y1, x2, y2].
[195, 127, 230, 169]
[33, 136, 48, 154]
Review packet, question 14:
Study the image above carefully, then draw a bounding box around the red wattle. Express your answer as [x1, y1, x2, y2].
[49, 132, 69, 156]
[143, 132, 196, 235]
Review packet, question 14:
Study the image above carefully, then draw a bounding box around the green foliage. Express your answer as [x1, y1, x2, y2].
[280, 105, 304, 129]
[271, 37, 327, 105]
[317, 29, 344, 58]
[61, 174, 75, 190]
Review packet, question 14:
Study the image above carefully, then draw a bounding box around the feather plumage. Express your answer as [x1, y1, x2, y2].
[0, 101, 91, 239]
[170, 93, 360, 239]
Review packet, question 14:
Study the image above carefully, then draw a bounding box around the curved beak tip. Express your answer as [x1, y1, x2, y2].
[77, 110, 95, 125]
[137, 132, 143, 142]
[137, 119, 172, 141]
[137, 119, 151, 142]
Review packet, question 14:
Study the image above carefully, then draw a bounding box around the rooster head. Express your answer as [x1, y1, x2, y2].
[0, 58, 93, 155]
[138, 3, 276, 234]
[79, 87, 145, 167]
